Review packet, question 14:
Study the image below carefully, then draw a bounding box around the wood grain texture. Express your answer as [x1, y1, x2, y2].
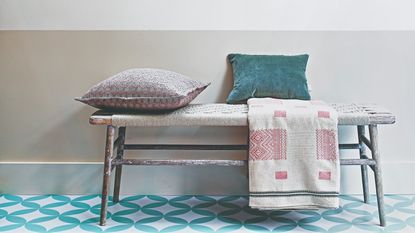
[360, 135, 373, 151]
[111, 159, 246, 166]
[123, 144, 248, 150]
[113, 127, 126, 203]
[99, 125, 115, 226]
[120, 143, 360, 151]
[110, 158, 376, 166]
[369, 124, 386, 227]
[358, 125, 370, 204]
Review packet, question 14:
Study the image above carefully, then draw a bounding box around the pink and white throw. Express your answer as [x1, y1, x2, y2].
[248, 98, 340, 209]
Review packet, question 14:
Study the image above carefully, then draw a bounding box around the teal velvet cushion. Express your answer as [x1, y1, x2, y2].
[226, 54, 311, 103]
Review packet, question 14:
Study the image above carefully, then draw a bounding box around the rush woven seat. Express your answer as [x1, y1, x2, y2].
[90, 103, 395, 127]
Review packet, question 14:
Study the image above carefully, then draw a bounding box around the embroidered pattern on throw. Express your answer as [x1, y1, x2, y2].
[316, 129, 337, 160]
[249, 129, 287, 160]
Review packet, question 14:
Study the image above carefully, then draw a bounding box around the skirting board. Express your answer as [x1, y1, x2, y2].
[0, 162, 413, 195]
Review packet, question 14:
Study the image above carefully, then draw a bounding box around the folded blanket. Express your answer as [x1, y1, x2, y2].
[248, 98, 340, 209]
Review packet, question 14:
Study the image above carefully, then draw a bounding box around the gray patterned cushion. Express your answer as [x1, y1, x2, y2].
[76, 68, 209, 111]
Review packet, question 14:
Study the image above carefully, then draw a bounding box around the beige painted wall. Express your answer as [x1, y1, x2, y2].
[0, 31, 414, 194]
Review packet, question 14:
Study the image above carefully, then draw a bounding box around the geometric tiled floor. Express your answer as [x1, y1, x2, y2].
[1, 195, 414, 232]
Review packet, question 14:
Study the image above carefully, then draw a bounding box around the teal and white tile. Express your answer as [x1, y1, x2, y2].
[0, 194, 414, 232]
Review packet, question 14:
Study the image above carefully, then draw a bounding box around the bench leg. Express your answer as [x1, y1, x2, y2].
[113, 127, 126, 203]
[369, 124, 386, 227]
[100, 125, 115, 226]
[358, 125, 370, 203]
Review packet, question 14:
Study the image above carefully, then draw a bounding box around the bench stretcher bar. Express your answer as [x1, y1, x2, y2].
[111, 158, 376, 166]
[119, 143, 360, 151]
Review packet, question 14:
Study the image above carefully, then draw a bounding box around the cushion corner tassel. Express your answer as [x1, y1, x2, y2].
[247, 97, 340, 210]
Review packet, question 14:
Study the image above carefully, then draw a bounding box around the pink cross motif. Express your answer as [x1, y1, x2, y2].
[275, 171, 288, 180]
[318, 111, 330, 118]
[319, 171, 331, 180]
[274, 110, 287, 118]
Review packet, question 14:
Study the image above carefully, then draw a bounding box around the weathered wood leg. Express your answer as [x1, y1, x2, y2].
[100, 125, 115, 226]
[358, 125, 370, 203]
[113, 127, 126, 203]
[369, 125, 386, 227]
[246, 132, 250, 179]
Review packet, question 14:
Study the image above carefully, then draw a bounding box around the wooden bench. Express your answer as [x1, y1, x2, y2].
[89, 103, 395, 226]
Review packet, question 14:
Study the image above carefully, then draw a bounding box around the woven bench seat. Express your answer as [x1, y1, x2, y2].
[90, 103, 395, 126]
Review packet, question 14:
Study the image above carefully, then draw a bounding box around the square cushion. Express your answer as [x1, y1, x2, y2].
[76, 68, 209, 111]
[226, 54, 311, 103]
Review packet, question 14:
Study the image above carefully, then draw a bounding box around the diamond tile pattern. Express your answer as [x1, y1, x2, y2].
[0, 194, 414, 232]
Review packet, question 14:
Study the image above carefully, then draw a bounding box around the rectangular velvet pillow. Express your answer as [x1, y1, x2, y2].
[226, 54, 311, 103]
